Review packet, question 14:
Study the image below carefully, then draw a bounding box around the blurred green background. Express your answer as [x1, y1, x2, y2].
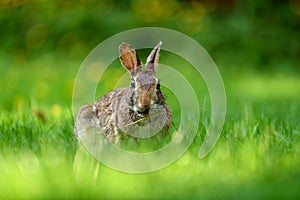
[1, 0, 300, 111]
[0, 0, 300, 199]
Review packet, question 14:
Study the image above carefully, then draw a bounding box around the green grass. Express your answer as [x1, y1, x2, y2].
[0, 55, 300, 199]
[0, 103, 299, 199]
[1, 1, 299, 199]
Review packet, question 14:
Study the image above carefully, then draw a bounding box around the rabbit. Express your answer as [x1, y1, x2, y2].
[74, 41, 172, 144]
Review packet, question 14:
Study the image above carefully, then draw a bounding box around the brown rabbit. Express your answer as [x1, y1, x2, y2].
[74, 42, 172, 143]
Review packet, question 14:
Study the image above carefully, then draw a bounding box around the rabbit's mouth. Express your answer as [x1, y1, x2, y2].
[137, 109, 149, 116]
[134, 106, 150, 117]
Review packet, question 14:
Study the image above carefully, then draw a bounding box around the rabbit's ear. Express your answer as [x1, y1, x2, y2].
[119, 42, 142, 76]
[146, 41, 162, 74]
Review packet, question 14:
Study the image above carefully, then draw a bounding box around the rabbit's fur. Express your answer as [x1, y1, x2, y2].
[74, 42, 172, 143]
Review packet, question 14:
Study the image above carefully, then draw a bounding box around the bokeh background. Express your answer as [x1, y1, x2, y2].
[1, 0, 300, 199]
[1, 0, 299, 111]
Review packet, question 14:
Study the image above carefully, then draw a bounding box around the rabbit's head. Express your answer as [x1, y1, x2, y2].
[119, 42, 165, 117]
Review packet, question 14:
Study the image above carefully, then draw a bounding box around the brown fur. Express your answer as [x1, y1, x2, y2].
[74, 42, 172, 143]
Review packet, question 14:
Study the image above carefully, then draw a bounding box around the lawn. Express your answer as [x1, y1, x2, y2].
[0, 54, 299, 199]
[1, 1, 300, 199]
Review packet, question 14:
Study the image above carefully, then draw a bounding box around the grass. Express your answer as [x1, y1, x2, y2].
[1, 104, 299, 199]
[0, 54, 300, 199]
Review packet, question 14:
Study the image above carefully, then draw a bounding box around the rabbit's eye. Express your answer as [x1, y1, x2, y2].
[131, 79, 135, 88]
[156, 80, 160, 90]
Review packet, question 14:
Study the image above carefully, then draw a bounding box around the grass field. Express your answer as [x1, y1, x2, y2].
[0, 52, 300, 199]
